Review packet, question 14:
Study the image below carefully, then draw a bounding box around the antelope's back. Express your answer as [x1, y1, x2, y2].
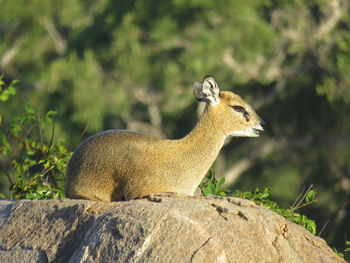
[65, 129, 163, 200]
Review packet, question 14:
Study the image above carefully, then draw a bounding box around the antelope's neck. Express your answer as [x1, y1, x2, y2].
[178, 107, 226, 171]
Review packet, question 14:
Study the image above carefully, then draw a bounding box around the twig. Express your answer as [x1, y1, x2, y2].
[24, 124, 35, 139]
[46, 120, 55, 156]
[317, 199, 350, 237]
[37, 112, 43, 145]
[291, 186, 306, 209]
[294, 199, 318, 210]
[318, 219, 330, 236]
[79, 123, 89, 139]
[0, 164, 14, 185]
[291, 184, 314, 211]
[41, 165, 55, 177]
[49, 169, 57, 188]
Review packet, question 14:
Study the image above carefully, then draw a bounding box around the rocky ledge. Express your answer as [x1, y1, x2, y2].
[0, 196, 345, 263]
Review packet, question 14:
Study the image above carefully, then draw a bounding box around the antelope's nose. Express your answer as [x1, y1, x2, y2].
[260, 120, 266, 128]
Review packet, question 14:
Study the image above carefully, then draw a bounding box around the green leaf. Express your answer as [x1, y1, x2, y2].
[202, 187, 211, 196]
[344, 241, 350, 252]
[218, 177, 225, 186]
[333, 248, 344, 258]
[0, 86, 16, 102]
[305, 189, 316, 203]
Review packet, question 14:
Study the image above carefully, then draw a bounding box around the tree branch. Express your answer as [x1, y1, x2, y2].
[39, 17, 67, 55]
[222, 139, 286, 187]
[133, 87, 164, 136]
[314, 0, 347, 40]
[0, 40, 21, 69]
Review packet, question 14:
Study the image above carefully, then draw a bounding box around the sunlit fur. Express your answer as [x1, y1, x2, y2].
[217, 91, 264, 137]
[66, 79, 264, 201]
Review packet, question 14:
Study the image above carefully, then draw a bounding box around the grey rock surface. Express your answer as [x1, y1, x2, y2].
[0, 248, 48, 263]
[0, 196, 345, 263]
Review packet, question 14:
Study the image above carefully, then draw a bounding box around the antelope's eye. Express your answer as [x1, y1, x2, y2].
[232, 106, 245, 113]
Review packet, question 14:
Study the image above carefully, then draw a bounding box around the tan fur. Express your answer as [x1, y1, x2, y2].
[66, 77, 264, 201]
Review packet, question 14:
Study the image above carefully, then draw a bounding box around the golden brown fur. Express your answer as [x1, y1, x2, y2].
[66, 77, 264, 201]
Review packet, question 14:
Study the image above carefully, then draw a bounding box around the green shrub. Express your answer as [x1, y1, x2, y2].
[199, 169, 230, 196]
[0, 77, 71, 199]
[334, 241, 350, 261]
[200, 170, 317, 235]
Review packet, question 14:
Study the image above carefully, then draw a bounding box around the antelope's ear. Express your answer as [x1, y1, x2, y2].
[192, 76, 220, 105]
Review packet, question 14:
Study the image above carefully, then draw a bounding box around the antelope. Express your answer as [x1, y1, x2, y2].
[66, 76, 265, 201]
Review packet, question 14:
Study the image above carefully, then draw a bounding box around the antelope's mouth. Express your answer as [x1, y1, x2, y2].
[253, 127, 264, 135]
[228, 124, 265, 137]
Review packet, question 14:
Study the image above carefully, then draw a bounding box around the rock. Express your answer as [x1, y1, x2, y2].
[0, 196, 345, 263]
[0, 249, 48, 263]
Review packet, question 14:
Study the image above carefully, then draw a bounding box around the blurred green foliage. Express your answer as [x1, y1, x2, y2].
[334, 240, 350, 261]
[0, 0, 349, 251]
[0, 78, 71, 199]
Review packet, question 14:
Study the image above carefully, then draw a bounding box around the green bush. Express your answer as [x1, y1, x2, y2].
[200, 169, 317, 235]
[0, 77, 71, 199]
[334, 241, 350, 261]
[199, 169, 230, 196]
